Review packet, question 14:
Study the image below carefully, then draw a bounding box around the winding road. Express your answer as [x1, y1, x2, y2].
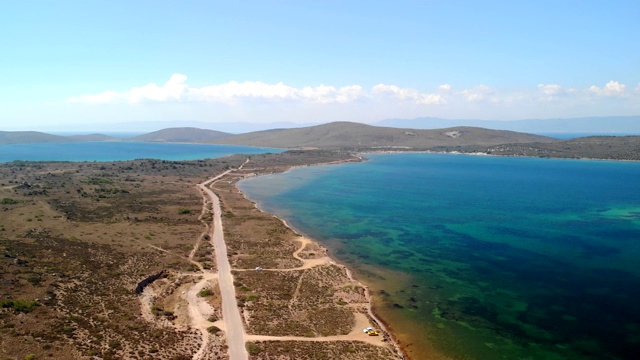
[199, 167, 249, 360]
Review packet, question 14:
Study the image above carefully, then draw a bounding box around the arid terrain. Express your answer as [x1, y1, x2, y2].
[1, 150, 403, 360]
[432, 135, 640, 160]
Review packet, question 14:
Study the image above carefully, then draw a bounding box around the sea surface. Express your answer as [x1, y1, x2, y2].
[239, 153, 640, 360]
[0, 142, 282, 162]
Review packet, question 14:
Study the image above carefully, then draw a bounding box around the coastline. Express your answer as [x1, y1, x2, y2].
[361, 148, 640, 162]
[232, 159, 409, 359]
[266, 214, 406, 359]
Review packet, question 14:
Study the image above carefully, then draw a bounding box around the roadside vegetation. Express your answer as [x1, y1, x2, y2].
[1, 150, 380, 359]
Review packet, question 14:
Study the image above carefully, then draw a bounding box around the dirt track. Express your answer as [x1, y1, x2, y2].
[199, 166, 249, 360]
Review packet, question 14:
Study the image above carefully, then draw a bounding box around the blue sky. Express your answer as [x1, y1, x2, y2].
[1, 0, 639, 131]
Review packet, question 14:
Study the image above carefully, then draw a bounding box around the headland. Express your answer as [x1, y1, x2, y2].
[0, 150, 410, 359]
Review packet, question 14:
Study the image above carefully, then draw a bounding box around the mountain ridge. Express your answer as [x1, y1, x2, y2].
[209, 121, 556, 149]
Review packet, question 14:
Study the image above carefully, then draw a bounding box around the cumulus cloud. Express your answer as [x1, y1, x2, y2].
[372, 84, 444, 104]
[190, 81, 297, 102]
[68, 74, 189, 104]
[68, 75, 452, 107]
[68, 74, 366, 105]
[588, 80, 626, 96]
[65, 75, 639, 121]
[536, 84, 566, 101]
[459, 85, 499, 103]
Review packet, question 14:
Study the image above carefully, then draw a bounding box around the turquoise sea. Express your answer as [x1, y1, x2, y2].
[0, 142, 282, 162]
[239, 153, 640, 360]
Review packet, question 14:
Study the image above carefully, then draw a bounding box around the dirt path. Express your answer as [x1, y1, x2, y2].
[190, 189, 213, 262]
[234, 237, 331, 272]
[198, 165, 249, 360]
[186, 272, 218, 360]
[245, 312, 385, 346]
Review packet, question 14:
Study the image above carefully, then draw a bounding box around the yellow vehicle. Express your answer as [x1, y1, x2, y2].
[363, 327, 379, 336]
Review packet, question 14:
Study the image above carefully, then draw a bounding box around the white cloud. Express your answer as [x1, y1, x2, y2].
[189, 81, 296, 102]
[459, 85, 498, 103]
[538, 84, 562, 96]
[372, 84, 444, 104]
[63, 75, 640, 123]
[68, 74, 366, 105]
[536, 84, 565, 101]
[68, 74, 189, 104]
[588, 80, 626, 96]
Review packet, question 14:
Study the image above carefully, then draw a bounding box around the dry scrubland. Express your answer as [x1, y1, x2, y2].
[432, 135, 640, 160]
[1, 150, 401, 360]
[0, 157, 248, 359]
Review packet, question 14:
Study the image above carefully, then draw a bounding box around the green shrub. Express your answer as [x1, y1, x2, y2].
[1, 300, 39, 313]
[246, 342, 262, 355]
[198, 288, 213, 297]
[1, 198, 19, 204]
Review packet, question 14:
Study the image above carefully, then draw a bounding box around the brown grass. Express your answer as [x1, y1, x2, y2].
[247, 340, 398, 359]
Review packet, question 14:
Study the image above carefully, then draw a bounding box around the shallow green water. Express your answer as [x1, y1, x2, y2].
[239, 153, 640, 360]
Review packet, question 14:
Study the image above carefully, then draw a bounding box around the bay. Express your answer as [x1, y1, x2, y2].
[239, 153, 640, 360]
[0, 142, 282, 162]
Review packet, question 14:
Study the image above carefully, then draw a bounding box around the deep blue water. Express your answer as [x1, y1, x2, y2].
[0, 142, 282, 162]
[239, 153, 640, 360]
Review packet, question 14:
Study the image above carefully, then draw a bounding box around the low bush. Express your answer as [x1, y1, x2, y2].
[0, 300, 39, 313]
[246, 342, 262, 355]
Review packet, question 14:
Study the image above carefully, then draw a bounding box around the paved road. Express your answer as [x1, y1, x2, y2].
[199, 171, 248, 360]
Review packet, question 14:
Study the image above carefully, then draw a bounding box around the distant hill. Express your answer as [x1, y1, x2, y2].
[210, 121, 555, 149]
[0, 131, 117, 145]
[129, 127, 232, 143]
[376, 116, 640, 135]
[0, 131, 77, 145]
